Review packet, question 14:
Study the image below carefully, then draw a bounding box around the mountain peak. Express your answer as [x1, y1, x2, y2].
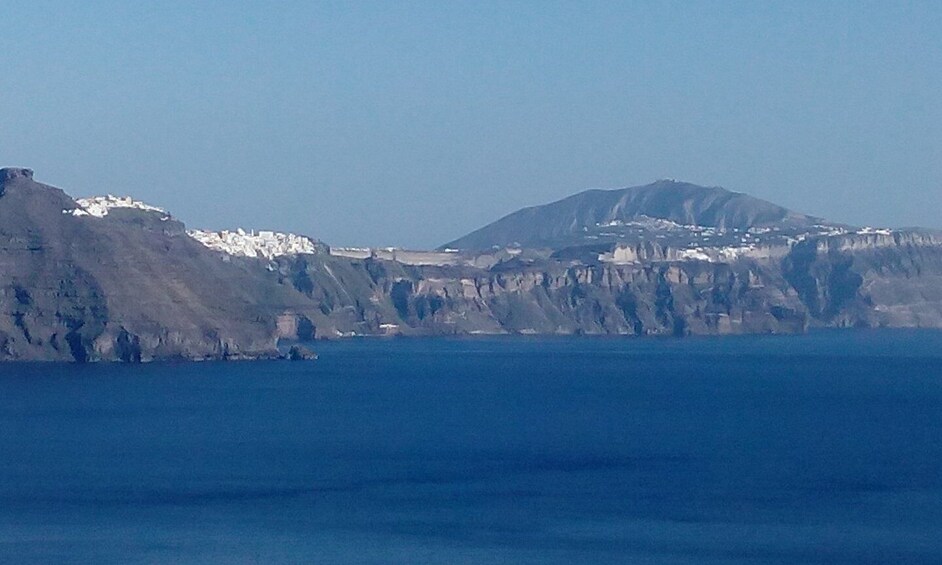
[443, 180, 830, 250]
[0, 167, 34, 182]
[649, 179, 729, 192]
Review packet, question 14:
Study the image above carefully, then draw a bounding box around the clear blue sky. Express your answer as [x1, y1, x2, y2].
[2, 1, 939, 248]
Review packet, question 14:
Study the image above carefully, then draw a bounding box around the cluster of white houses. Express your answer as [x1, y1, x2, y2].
[186, 228, 318, 260]
[70, 195, 168, 218]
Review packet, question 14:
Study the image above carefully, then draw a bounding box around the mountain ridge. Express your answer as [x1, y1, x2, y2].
[3, 167, 942, 362]
[442, 180, 835, 250]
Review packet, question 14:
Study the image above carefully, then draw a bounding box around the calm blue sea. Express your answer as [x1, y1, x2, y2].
[1, 330, 942, 564]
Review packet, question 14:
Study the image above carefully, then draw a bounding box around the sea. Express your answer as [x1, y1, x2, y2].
[1, 330, 941, 564]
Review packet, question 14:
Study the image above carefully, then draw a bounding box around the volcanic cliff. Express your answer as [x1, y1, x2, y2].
[2, 168, 941, 362]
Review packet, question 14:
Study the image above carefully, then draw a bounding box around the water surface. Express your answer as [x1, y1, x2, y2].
[2, 330, 941, 563]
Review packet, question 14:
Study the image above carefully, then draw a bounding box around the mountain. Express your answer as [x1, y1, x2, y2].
[2, 167, 942, 362]
[442, 180, 833, 250]
[0, 168, 320, 361]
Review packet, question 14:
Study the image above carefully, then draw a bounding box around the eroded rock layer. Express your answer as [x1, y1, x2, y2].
[2, 168, 941, 361]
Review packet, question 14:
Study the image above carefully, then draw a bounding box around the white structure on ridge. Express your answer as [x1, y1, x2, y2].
[187, 228, 318, 259]
[329, 246, 462, 266]
[70, 195, 168, 218]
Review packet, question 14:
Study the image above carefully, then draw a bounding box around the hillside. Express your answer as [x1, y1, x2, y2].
[442, 180, 833, 250]
[0, 168, 317, 361]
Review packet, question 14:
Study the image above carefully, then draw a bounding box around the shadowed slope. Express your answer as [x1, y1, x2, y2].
[0, 168, 311, 361]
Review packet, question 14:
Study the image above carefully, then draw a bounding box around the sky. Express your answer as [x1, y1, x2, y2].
[1, 1, 940, 248]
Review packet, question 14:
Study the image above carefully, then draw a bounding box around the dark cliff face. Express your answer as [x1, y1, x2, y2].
[272, 231, 942, 340]
[0, 169, 316, 361]
[270, 255, 808, 338]
[0, 167, 33, 183]
[269, 234, 942, 340]
[784, 232, 942, 328]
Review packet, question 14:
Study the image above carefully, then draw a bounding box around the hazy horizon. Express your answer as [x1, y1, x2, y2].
[2, 1, 939, 248]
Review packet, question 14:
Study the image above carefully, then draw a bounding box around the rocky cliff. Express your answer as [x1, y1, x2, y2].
[2, 168, 941, 362]
[273, 230, 942, 339]
[0, 169, 319, 361]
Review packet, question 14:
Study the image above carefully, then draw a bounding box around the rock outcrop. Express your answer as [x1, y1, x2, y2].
[0, 168, 33, 182]
[0, 168, 320, 361]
